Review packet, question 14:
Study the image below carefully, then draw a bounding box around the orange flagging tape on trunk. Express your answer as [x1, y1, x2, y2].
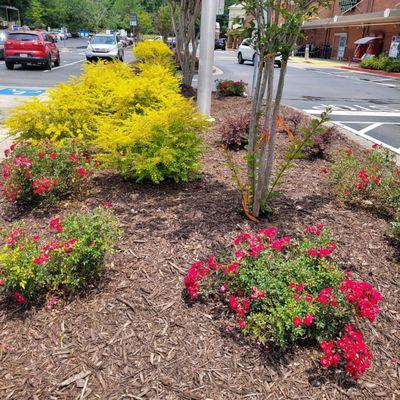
[277, 115, 296, 143]
[242, 195, 260, 223]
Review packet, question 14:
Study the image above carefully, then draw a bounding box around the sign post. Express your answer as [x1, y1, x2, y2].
[197, 0, 218, 116]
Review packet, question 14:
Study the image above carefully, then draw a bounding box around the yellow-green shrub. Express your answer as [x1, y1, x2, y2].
[5, 61, 179, 145]
[94, 100, 209, 183]
[5, 61, 134, 144]
[134, 40, 174, 68]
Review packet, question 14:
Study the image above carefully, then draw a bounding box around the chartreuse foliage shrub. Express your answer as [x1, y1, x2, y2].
[184, 226, 383, 379]
[133, 40, 174, 69]
[0, 140, 95, 204]
[94, 101, 206, 183]
[5, 61, 135, 144]
[0, 207, 120, 304]
[5, 58, 208, 184]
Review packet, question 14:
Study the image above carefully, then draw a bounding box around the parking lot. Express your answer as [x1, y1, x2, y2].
[215, 52, 400, 153]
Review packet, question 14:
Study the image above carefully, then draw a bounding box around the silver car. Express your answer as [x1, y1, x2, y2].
[86, 34, 124, 62]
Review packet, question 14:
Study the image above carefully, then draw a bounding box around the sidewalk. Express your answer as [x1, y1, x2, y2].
[290, 56, 400, 78]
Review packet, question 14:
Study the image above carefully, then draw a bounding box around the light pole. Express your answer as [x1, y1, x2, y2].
[197, 0, 218, 116]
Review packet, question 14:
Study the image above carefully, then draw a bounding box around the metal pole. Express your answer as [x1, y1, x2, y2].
[197, 0, 218, 116]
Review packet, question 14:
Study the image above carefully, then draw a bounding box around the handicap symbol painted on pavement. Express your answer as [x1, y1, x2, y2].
[0, 88, 46, 97]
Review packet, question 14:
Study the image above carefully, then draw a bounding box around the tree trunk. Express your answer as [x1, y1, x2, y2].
[260, 58, 289, 205]
[252, 57, 275, 216]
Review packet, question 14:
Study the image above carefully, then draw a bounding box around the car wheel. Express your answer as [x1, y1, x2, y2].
[238, 52, 244, 64]
[5, 61, 14, 70]
[44, 55, 52, 70]
[86, 57, 93, 63]
[54, 53, 60, 67]
[276, 61, 281, 68]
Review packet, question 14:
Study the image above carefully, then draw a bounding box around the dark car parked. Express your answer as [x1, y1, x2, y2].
[215, 38, 226, 51]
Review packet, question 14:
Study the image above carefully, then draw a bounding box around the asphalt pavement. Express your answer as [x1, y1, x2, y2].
[213, 50, 400, 153]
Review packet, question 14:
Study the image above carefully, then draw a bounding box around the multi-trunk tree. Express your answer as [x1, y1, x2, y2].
[243, 0, 330, 217]
[167, 0, 201, 88]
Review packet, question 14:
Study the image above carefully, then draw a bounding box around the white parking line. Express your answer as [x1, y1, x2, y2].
[357, 123, 383, 135]
[304, 110, 400, 117]
[43, 59, 85, 72]
[332, 121, 400, 156]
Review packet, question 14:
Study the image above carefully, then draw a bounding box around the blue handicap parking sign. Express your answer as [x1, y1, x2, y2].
[0, 88, 46, 97]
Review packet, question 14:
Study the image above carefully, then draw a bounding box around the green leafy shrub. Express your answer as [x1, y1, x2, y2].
[134, 40, 174, 69]
[216, 79, 246, 97]
[0, 207, 120, 303]
[183, 225, 382, 378]
[303, 126, 339, 159]
[327, 144, 400, 214]
[360, 55, 400, 73]
[0, 141, 95, 204]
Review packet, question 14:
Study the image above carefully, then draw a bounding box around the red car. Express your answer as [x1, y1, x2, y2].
[4, 30, 60, 70]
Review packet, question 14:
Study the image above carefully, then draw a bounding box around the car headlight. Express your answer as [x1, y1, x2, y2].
[109, 46, 118, 54]
[87, 45, 93, 51]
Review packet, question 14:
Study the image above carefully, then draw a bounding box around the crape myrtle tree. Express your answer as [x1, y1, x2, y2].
[244, 0, 330, 217]
[167, 0, 201, 88]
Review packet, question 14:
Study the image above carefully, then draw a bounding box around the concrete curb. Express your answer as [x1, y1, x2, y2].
[340, 66, 400, 79]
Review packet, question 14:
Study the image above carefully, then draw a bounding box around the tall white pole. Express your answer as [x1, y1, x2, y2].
[197, 0, 218, 116]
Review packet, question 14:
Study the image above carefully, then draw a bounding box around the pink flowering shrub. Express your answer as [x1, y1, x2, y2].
[216, 79, 246, 97]
[183, 225, 383, 379]
[328, 144, 400, 214]
[0, 141, 95, 205]
[0, 207, 120, 303]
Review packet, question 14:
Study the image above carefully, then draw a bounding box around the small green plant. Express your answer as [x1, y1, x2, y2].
[360, 55, 400, 73]
[183, 225, 382, 379]
[0, 141, 95, 204]
[0, 206, 120, 303]
[216, 79, 246, 97]
[327, 144, 400, 214]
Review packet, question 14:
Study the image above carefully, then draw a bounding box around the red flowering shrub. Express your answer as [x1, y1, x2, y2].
[216, 79, 246, 97]
[328, 144, 400, 241]
[219, 112, 252, 150]
[0, 207, 120, 303]
[183, 225, 383, 379]
[328, 145, 400, 213]
[0, 140, 95, 204]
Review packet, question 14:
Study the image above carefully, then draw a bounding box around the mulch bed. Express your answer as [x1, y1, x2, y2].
[0, 97, 399, 400]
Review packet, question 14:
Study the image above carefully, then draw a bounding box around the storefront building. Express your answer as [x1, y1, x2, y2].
[300, 0, 400, 60]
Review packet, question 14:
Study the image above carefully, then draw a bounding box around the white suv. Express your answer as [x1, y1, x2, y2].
[238, 38, 282, 68]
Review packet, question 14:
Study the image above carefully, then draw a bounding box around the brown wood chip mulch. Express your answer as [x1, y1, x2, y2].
[0, 97, 399, 400]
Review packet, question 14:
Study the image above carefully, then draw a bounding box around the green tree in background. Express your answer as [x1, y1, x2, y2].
[154, 4, 173, 41]
[26, 0, 44, 28]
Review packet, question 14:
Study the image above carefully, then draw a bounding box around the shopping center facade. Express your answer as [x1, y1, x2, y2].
[301, 0, 400, 60]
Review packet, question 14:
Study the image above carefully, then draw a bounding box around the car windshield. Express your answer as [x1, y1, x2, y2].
[8, 33, 39, 42]
[91, 36, 116, 45]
